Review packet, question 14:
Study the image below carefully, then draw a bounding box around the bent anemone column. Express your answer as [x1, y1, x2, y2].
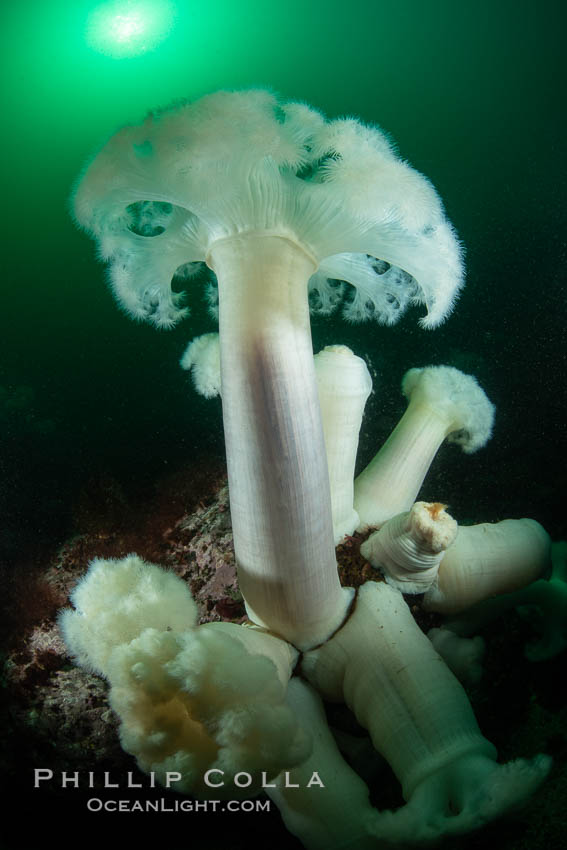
[354, 366, 495, 530]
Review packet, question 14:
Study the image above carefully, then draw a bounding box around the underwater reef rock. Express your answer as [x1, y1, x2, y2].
[162, 482, 243, 622]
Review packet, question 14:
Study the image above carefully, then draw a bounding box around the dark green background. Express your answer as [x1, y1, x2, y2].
[2, 0, 565, 559]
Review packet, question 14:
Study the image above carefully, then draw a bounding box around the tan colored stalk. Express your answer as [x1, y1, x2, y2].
[354, 367, 494, 531]
[301, 580, 550, 827]
[210, 234, 351, 650]
[354, 404, 451, 530]
[314, 345, 372, 544]
[423, 518, 550, 615]
[302, 581, 495, 799]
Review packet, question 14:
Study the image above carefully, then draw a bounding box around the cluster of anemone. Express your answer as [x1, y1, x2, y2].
[62, 89, 561, 849]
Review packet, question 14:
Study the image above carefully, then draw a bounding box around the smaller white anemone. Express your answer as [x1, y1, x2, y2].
[354, 366, 495, 531]
[180, 332, 221, 398]
[361, 501, 458, 593]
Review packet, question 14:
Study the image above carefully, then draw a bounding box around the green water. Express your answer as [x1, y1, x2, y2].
[1, 0, 565, 559]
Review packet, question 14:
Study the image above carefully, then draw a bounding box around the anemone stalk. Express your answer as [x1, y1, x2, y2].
[210, 233, 351, 649]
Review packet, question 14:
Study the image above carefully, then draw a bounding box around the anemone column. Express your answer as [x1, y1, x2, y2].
[209, 233, 350, 649]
